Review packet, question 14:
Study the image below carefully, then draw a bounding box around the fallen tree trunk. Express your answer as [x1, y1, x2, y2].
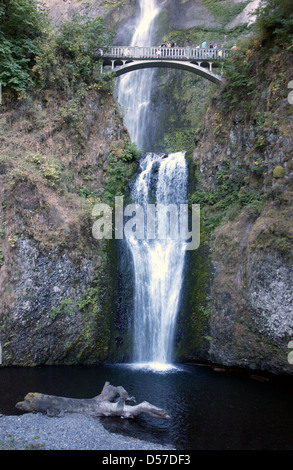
[15, 381, 170, 420]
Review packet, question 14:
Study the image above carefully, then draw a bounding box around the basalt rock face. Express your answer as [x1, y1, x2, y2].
[0, 89, 134, 366]
[44, 0, 253, 40]
[189, 51, 293, 375]
[44, 0, 138, 30]
[164, 0, 221, 30]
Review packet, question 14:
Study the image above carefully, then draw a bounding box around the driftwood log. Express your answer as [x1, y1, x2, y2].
[15, 381, 170, 420]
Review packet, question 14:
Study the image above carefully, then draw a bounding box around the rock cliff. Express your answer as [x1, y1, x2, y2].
[44, 0, 257, 36]
[0, 86, 136, 365]
[186, 45, 293, 375]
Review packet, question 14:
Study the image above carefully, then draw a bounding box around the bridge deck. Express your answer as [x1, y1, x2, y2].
[102, 45, 230, 61]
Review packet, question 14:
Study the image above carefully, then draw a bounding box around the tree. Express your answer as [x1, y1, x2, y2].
[0, 0, 48, 93]
[254, 0, 293, 46]
[33, 12, 115, 95]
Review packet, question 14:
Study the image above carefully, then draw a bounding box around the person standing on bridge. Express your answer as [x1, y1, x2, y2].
[213, 43, 217, 58]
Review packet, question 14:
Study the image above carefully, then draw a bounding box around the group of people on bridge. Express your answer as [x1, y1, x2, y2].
[157, 41, 225, 59]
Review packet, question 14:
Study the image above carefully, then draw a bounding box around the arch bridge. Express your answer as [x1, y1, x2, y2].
[100, 46, 230, 84]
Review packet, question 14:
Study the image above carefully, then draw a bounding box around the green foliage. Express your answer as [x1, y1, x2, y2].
[25, 151, 63, 187]
[201, 0, 250, 25]
[0, 0, 48, 94]
[273, 165, 286, 178]
[103, 150, 138, 205]
[56, 93, 91, 145]
[219, 0, 293, 110]
[215, 159, 246, 195]
[78, 187, 101, 201]
[164, 128, 196, 153]
[50, 298, 75, 319]
[153, 70, 212, 153]
[33, 12, 115, 95]
[221, 46, 256, 107]
[189, 159, 264, 234]
[250, 158, 267, 177]
[0, 245, 4, 266]
[0, 2, 115, 96]
[165, 23, 250, 49]
[121, 141, 140, 162]
[254, 0, 293, 47]
[103, 0, 126, 8]
[76, 286, 99, 312]
[41, 160, 61, 186]
[104, 156, 129, 203]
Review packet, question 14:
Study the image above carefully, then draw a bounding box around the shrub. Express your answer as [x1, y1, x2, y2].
[33, 12, 115, 96]
[220, 0, 293, 109]
[121, 141, 140, 162]
[254, 0, 293, 47]
[0, 0, 47, 94]
[221, 45, 256, 107]
[41, 161, 61, 186]
[273, 166, 285, 178]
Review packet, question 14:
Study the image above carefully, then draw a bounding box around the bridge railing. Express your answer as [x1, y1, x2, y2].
[103, 46, 230, 60]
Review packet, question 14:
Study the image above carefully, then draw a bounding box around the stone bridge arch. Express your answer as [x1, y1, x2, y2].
[100, 45, 229, 84]
[102, 58, 222, 84]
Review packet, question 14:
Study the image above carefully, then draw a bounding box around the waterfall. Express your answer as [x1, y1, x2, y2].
[116, 0, 161, 150]
[127, 152, 188, 370]
[116, 0, 188, 370]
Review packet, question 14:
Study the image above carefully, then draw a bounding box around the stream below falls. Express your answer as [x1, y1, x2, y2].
[1, 363, 293, 450]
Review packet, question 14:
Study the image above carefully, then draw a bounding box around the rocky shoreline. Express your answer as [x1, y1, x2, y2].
[0, 412, 174, 451]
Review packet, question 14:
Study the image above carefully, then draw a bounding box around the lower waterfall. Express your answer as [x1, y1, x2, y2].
[125, 152, 188, 370]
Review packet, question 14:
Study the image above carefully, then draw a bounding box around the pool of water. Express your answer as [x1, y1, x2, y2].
[1, 363, 292, 450]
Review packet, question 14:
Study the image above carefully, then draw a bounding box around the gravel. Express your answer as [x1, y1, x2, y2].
[0, 412, 174, 450]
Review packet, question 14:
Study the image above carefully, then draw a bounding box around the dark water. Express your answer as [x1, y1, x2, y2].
[1, 363, 293, 450]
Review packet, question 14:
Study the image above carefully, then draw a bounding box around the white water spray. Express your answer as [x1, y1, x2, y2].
[117, 0, 161, 150]
[117, 0, 188, 371]
[127, 153, 188, 370]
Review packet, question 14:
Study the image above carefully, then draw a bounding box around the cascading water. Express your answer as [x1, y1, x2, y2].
[117, 0, 188, 370]
[116, 0, 161, 150]
[128, 152, 188, 370]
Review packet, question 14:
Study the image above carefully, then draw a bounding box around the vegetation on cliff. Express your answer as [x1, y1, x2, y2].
[186, 0, 293, 373]
[0, 1, 139, 365]
[0, 1, 115, 98]
[191, 0, 293, 239]
[33, 12, 115, 95]
[0, 0, 47, 94]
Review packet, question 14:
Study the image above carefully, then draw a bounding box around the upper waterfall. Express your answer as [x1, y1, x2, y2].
[116, 0, 161, 150]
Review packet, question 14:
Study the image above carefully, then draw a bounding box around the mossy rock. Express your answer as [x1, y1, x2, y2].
[273, 166, 285, 178]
